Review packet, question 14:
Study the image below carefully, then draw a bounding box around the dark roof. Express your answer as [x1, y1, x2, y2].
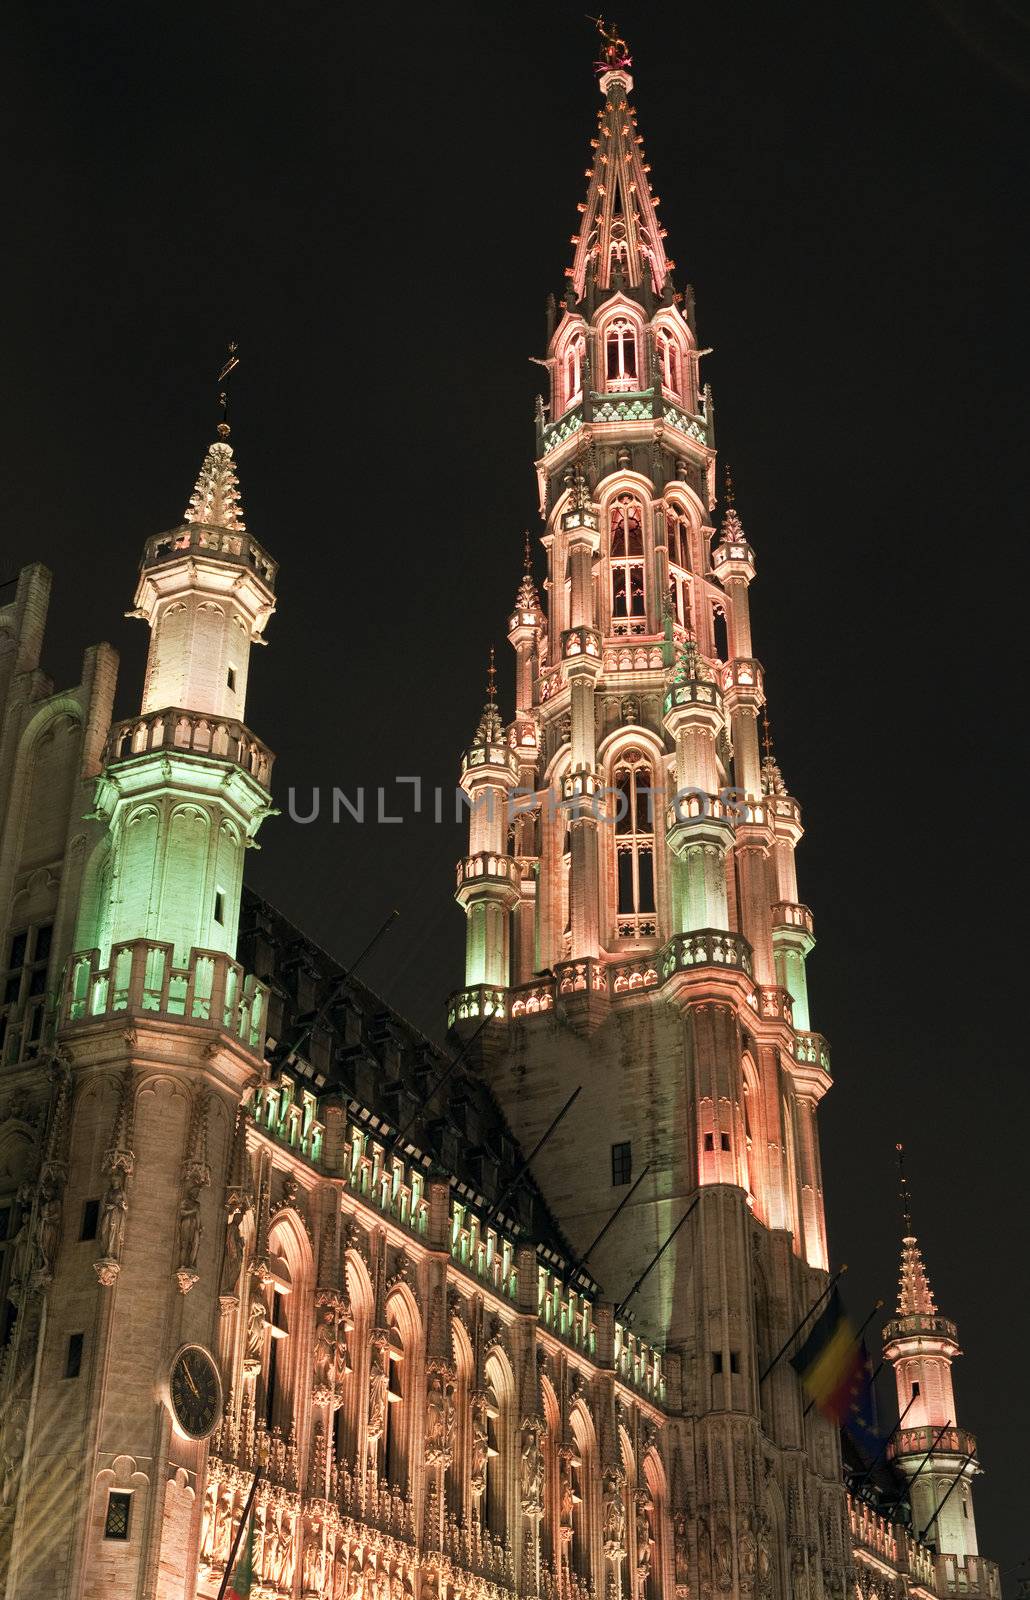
[238, 887, 595, 1292]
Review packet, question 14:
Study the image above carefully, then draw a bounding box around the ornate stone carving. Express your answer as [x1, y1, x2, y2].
[313, 1293, 351, 1406]
[519, 1421, 545, 1518]
[423, 1366, 455, 1466]
[367, 1334, 390, 1444]
[603, 1470, 626, 1559]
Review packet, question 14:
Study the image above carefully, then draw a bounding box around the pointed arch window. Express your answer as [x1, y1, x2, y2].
[610, 496, 646, 625]
[666, 509, 692, 629]
[657, 328, 680, 397]
[564, 336, 584, 411]
[613, 751, 656, 939]
[605, 318, 638, 390]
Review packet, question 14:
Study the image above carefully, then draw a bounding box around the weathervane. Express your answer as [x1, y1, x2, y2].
[589, 15, 631, 74]
[896, 1142, 913, 1236]
[217, 340, 240, 438]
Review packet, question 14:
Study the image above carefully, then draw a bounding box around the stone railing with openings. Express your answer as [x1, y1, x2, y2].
[144, 522, 277, 587]
[509, 981, 556, 1020]
[711, 538, 755, 577]
[538, 1267, 595, 1356]
[767, 793, 802, 829]
[750, 986, 794, 1025]
[460, 742, 520, 782]
[791, 1031, 831, 1074]
[602, 642, 665, 673]
[540, 406, 584, 456]
[937, 1554, 1001, 1598]
[614, 1321, 665, 1402]
[251, 1073, 324, 1166]
[451, 1201, 517, 1301]
[664, 675, 722, 715]
[883, 1311, 959, 1343]
[887, 1424, 977, 1462]
[63, 940, 267, 1054]
[105, 707, 274, 790]
[660, 930, 754, 982]
[538, 663, 567, 703]
[662, 402, 710, 444]
[345, 1124, 429, 1238]
[610, 955, 660, 995]
[447, 985, 508, 1030]
[771, 901, 814, 937]
[555, 958, 608, 998]
[455, 854, 520, 895]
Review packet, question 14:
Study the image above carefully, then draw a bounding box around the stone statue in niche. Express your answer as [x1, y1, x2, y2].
[176, 1171, 205, 1293]
[603, 1474, 626, 1558]
[470, 1397, 489, 1499]
[636, 1494, 653, 1595]
[519, 1425, 544, 1517]
[313, 1304, 337, 1399]
[221, 1189, 249, 1296]
[245, 1292, 267, 1374]
[367, 1340, 390, 1441]
[95, 1164, 129, 1285]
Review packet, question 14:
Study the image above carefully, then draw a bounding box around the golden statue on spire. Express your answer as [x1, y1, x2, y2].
[589, 15, 632, 74]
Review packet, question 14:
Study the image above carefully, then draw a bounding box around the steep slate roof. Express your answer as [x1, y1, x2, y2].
[238, 887, 594, 1292]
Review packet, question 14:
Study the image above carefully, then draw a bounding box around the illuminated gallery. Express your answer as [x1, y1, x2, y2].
[0, 25, 1000, 1600]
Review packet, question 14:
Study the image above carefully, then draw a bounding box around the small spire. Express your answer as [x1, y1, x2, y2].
[523, 529, 532, 573]
[487, 646, 497, 703]
[472, 647, 504, 747]
[515, 534, 543, 616]
[893, 1144, 939, 1318]
[184, 438, 246, 533]
[760, 706, 786, 797]
[719, 465, 747, 545]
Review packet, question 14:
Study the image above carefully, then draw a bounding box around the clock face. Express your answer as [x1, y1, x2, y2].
[168, 1345, 222, 1441]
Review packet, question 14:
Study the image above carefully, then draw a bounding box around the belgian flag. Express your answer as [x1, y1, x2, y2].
[790, 1288, 865, 1423]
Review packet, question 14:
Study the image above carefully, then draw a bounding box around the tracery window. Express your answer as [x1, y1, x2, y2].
[657, 328, 680, 397]
[610, 496, 645, 625]
[605, 318, 638, 389]
[564, 336, 584, 410]
[666, 510, 692, 628]
[0, 922, 52, 1066]
[613, 751, 656, 938]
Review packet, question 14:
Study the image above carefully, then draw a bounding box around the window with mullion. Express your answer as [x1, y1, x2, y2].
[0, 923, 53, 1065]
[605, 319, 638, 387]
[613, 757, 657, 938]
[610, 498, 646, 624]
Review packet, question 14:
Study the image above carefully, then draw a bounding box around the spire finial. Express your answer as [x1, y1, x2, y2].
[487, 646, 497, 704]
[589, 15, 632, 74]
[523, 530, 532, 574]
[723, 463, 735, 508]
[896, 1142, 913, 1236]
[217, 340, 240, 440]
[761, 706, 773, 763]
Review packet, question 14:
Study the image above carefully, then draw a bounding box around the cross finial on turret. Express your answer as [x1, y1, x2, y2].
[523, 530, 532, 574]
[896, 1142, 913, 1236]
[217, 340, 240, 439]
[723, 463, 735, 508]
[487, 646, 497, 704]
[761, 707, 773, 763]
[590, 15, 631, 74]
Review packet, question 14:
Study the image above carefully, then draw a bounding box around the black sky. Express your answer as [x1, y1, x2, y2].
[5, 0, 1030, 1574]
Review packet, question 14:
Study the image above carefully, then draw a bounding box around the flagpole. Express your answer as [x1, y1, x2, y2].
[857, 1389, 917, 1481]
[758, 1264, 847, 1384]
[216, 1457, 265, 1600]
[802, 1298, 884, 1419]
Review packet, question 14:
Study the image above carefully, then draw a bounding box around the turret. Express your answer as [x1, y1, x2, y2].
[883, 1151, 983, 1561]
[76, 419, 276, 966]
[455, 653, 520, 996]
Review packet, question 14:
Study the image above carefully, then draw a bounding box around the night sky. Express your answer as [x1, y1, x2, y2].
[6, 0, 1029, 1576]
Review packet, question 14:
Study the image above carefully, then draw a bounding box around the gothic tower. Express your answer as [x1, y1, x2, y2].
[449, 28, 849, 1596]
[3, 422, 275, 1598]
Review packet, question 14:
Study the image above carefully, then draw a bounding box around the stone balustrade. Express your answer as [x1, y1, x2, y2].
[62, 940, 267, 1055]
[144, 521, 277, 587]
[720, 657, 764, 699]
[455, 853, 520, 897]
[105, 706, 275, 789]
[252, 1072, 324, 1165]
[771, 900, 814, 937]
[792, 1030, 832, 1074]
[660, 929, 754, 981]
[937, 1553, 1001, 1597]
[887, 1424, 977, 1462]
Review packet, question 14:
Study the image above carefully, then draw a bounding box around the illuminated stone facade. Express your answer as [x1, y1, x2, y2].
[0, 35, 1000, 1600]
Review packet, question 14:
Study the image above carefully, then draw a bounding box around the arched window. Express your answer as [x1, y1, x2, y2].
[613, 751, 656, 939]
[666, 510, 692, 628]
[657, 328, 680, 397]
[605, 319, 638, 389]
[610, 496, 645, 624]
[564, 336, 584, 410]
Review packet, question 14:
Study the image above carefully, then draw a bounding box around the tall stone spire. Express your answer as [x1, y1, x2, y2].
[567, 23, 672, 301]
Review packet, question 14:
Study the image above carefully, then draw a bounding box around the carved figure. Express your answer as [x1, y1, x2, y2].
[367, 1341, 389, 1439]
[245, 1293, 267, 1368]
[520, 1426, 544, 1516]
[313, 1304, 337, 1394]
[222, 1191, 249, 1294]
[470, 1398, 489, 1498]
[636, 1497, 653, 1593]
[177, 1174, 204, 1271]
[36, 1172, 62, 1279]
[425, 1372, 447, 1457]
[97, 1166, 128, 1262]
[272, 1510, 295, 1589]
[603, 1477, 626, 1555]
